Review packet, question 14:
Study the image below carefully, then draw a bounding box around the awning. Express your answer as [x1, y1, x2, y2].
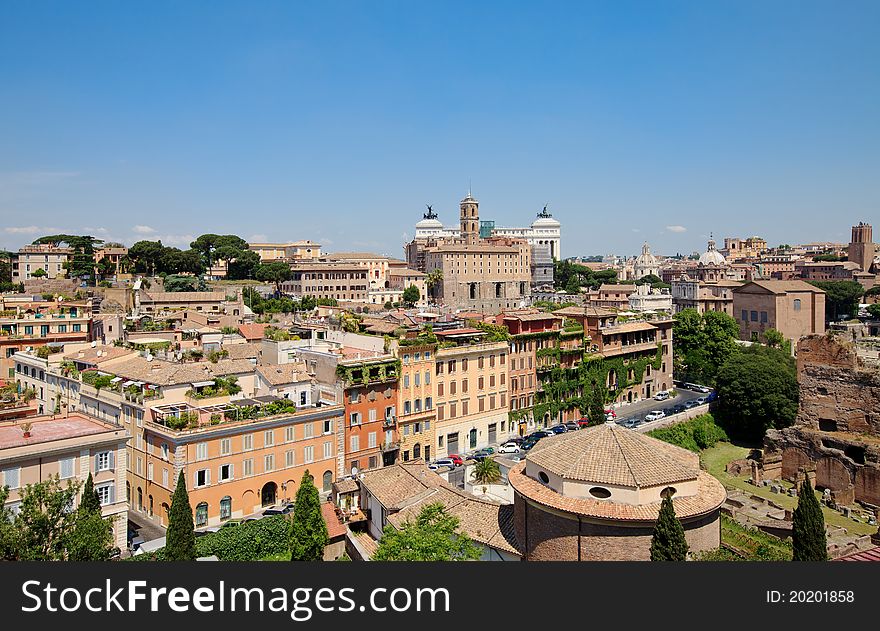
[110, 377, 123, 383]
[191, 380, 215, 388]
[121, 380, 136, 387]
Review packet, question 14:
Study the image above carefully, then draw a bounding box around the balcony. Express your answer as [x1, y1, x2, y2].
[380, 440, 400, 453]
[383, 416, 397, 427]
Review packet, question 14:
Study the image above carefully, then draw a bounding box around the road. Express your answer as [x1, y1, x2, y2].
[608, 387, 706, 423]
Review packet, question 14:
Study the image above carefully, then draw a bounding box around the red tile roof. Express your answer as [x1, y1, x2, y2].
[322, 501, 347, 539]
[237, 323, 269, 341]
[834, 547, 880, 561]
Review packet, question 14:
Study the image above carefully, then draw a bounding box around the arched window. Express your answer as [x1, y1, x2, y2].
[322, 471, 332, 493]
[413, 443, 421, 459]
[195, 502, 208, 527]
[220, 496, 232, 521]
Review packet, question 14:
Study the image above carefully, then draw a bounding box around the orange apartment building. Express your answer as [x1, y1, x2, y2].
[0, 412, 130, 549]
[140, 401, 344, 528]
[395, 343, 436, 463]
[336, 355, 400, 475]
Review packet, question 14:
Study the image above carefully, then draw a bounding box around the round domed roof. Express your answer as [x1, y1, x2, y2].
[531, 216, 561, 228]
[415, 217, 444, 229]
[635, 242, 658, 266]
[526, 422, 698, 488]
[699, 239, 726, 266]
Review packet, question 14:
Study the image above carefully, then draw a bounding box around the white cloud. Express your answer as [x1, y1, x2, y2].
[155, 234, 196, 246]
[3, 225, 43, 234]
[665, 225, 687, 233]
[132, 225, 156, 234]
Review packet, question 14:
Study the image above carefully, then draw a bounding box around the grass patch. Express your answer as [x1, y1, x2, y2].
[701, 442, 877, 536]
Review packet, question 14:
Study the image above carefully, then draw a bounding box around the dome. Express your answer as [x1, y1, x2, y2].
[526, 422, 697, 489]
[634, 242, 658, 267]
[699, 238, 726, 266]
[415, 217, 444, 230]
[531, 216, 561, 228]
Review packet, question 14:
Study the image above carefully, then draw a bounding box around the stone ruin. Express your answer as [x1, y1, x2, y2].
[761, 333, 880, 515]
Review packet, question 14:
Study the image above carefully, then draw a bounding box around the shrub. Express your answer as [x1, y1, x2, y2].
[647, 414, 728, 452]
[131, 515, 291, 561]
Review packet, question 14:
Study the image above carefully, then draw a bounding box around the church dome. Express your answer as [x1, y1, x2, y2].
[415, 217, 444, 230]
[635, 242, 658, 267]
[531, 206, 560, 229]
[699, 238, 726, 266]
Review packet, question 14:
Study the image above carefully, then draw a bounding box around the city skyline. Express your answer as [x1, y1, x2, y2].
[2, 1, 878, 254]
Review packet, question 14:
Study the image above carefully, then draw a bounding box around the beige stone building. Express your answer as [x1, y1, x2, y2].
[848, 223, 875, 273]
[248, 241, 321, 262]
[0, 412, 130, 550]
[11, 243, 72, 281]
[433, 329, 513, 457]
[671, 278, 739, 316]
[283, 260, 370, 303]
[420, 194, 532, 311]
[733, 280, 826, 345]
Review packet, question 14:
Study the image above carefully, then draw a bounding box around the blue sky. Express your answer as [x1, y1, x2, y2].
[1, 1, 878, 258]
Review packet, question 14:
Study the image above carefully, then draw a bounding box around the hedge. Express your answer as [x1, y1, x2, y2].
[130, 515, 290, 561]
[647, 413, 728, 452]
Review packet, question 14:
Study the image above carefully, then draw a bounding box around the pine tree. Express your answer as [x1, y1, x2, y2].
[80, 473, 102, 514]
[650, 496, 689, 561]
[588, 383, 605, 425]
[165, 471, 196, 560]
[792, 476, 828, 561]
[289, 470, 328, 561]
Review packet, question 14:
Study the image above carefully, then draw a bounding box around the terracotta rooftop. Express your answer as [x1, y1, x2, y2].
[554, 305, 615, 318]
[64, 345, 136, 364]
[509, 462, 726, 522]
[94, 357, 256, 386]
[501, 312, 562, 323]
[321, 501, 347, 540]
[527, 422, 699, 487]
[332, 478, 359, 494]
[0, 414, 124, 450]
[222, 343, 260, 361]
[360, 461, 520, 555]
[237, 323, 268, 341]
[256, 362, 312, 386]
[143, 291, 228, 302]
[600, 321, 657, 335]
[387, 268, 426, 277]
[434, 327, 486, 337]
[736, 280, 826, 294]
[599, 284, 637, 292]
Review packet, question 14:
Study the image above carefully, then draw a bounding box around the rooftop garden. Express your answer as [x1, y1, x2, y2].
[336, 359, 401, 386]
[186, 376, 242, 400]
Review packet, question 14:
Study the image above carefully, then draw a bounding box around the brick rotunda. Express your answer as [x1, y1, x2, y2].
[508, 421, 727, 560]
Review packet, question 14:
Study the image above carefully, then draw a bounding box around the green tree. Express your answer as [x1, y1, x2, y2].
[471, 458, 501, 485]
[128, 240, 166, 275]
[807, 280, 863, 322]
[255, 261, 293, 295]
[866, 303, 880, 320]
[289, 470, 328, 561]
[162, 274, 204, 292]
[792, 476, 828, 561]
[715, 348, 798, 442]
[650, 495, 689, 561]
[31, 267, 47, 278]
[165, 471, 196, 560]
[425, 269, 443, 300]
[80, 473, 102, 514]
[373, 503, 482, 561]
[402, 284, 421, 306]
[14, 476, 80, 560]
[67, 499, 114, 561]
[0, 486, 18, 559]
[673, 308, 739, 385]
[588, 383, 605, 425]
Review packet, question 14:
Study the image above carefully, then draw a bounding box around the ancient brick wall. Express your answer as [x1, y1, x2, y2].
[514, 493, 720, 561]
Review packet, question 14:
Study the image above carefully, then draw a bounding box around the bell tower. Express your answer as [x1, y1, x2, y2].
[460, 190, 479, 245]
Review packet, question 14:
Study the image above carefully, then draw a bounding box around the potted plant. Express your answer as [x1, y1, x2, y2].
[20, 422, 33, 438]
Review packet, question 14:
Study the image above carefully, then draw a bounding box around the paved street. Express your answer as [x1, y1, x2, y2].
[608, 387, 707, 423]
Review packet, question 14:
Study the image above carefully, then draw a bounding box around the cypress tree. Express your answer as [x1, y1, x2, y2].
[650, 495, 689, 561]
[80, 473, 102, 514]
[588, 383, 605, 425]
[289, 470, 328, 561]
[165, 471, 196, 560]
[792, 476, 828, 561]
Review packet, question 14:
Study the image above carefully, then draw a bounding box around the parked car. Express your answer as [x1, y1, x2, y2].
[706, 391, 718, 402]
[564, 421, 580, 431]
[263, 502, 294, 516]
[653, 391, 670, 401]
[549, 424, 568, 434]
[448, 454, 464, 466]
[644, 410, 666, 422]
[427, 462, 440, 471]
[695, 384, 711, 393]
[506, 436, 525, 445]
[662, 407, 675, 416]
[520, 440, 538, 451]
[683, 399, 699, 409]
[695, 397, 708, 405]
[621, 418, 641, 429]
[672, 404, 687, 414]
[498, 443, 521, 454]
[471, 450, 495, 462]
[683, 382, 699, 391]
[577, 418, 591, 429]
[433, 457, 455, 468]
